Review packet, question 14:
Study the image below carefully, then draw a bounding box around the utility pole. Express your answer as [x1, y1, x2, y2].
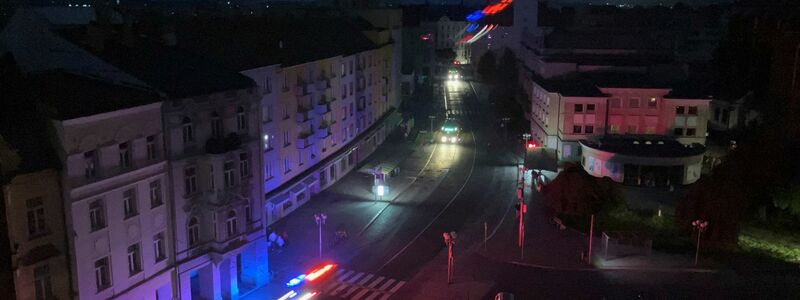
[443, 231, 457, 284]
[692, 220, 709, 265]
[587, 214, 594, 264]
[522, 133, 531, 166]
[314, 213, 327, 258]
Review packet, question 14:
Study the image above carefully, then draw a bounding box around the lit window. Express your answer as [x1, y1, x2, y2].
[153, 233, 166, 262]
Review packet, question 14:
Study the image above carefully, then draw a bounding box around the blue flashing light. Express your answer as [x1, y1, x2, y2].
[286, 274, 306, 287]
[466, 23, 479, 33]
[467, 10, 484, 22]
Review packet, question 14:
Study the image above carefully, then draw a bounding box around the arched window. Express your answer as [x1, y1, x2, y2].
[188, 217, 199, 247]
[182, 117, 194, 144]
[236, 107, 247, 132]
[226, 210, 238, 237]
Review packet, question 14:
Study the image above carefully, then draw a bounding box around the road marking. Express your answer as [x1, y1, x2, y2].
[377, 82, 480, 273]
[317, 268, 405, 300]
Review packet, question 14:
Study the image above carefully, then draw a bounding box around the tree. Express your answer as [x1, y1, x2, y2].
[496, 48, 518, 86]
[773, 182, 800, 219]
[476, 50, 496, 83]
[542, 163, 622, 216]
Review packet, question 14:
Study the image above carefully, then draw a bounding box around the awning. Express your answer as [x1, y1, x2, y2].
[289, 183, 306, 194]
[268, 192, 291, 205]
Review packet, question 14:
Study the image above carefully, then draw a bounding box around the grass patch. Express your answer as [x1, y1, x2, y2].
[738, 226, 800, 263]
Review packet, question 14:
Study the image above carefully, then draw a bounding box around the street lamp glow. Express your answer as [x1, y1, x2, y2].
[376, 185, 386, 197]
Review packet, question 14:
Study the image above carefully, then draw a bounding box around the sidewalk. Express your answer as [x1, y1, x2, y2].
[241, 131, 438, 300]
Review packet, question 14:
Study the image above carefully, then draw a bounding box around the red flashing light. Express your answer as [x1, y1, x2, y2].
[527, 142, 537, 149]
[305, 264, 335, 281]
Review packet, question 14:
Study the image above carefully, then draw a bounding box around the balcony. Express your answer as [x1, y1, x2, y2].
[294, 84, 310, 97]
[296, 131, 313, 149]
[295, 108, 311, 124]
[315, 77, 331, 91]
[314, 102, 331, 115]
[204, 134, 242, 155]
[316, 121, 331, 138]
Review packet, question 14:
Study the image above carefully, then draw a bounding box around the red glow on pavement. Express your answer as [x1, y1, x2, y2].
[305, 264, 335, 281]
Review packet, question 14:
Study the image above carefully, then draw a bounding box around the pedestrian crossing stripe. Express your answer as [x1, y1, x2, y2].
[320, 268, 406, 300]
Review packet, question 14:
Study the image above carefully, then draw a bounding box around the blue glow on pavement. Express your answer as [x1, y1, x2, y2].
[286, 274, 306, 287]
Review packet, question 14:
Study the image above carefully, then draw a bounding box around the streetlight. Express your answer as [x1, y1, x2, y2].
[372, 167, 388, 202]
[314, 213, 327, 258]
[692, 219, 709, 266]
[442, 231, 457, 284]
[522, 133, 532, 165]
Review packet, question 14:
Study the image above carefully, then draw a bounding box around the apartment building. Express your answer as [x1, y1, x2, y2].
[179, 14, 400, 225]
[1, 61, 72, 300]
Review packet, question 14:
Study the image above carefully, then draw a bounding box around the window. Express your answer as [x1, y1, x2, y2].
[349, 61, 353, 74]
[573, 125, 582, 134]
[674, 127, 684, 136]
[264, 134, 272, 150]
[283, 131, 290, 147]
[123, 189, 137, 219]
[688, 106, 698, 115]
[89, 200, 106, 231]
[211, 112, 223, 138]
[342, 84, 347, 99]
[119, 142, 132, 169]
[182, 117, 194, 144]
[574, 104, 583, 113]
[627, 125, 637, 134]
[349, 82, 353, 95]
[224, 161, 235, 187]
[26, 197, 46, 238]
[342, 107, 347, 120]
[265, 163, 273, 179]
[284, 159, 291, 173]
[283, 103, 289, 119]
[629, 98, 640, 108]
[264, 105, 272, 122]
[149, 181, 162, 208]
[84, 150, 97, 179]
[585, 126, 594, 134]
[676, 106, 685, 115]
[298, 150, 304, 166]
[94, 257, 111, 291]
[237, 106, 248, 131]
[239, 153, 250, 178]
[188, 217, 200, 247]
[34, 264, 52, 300]
[209, 165, 215, 190]
[609, 98, 621, 108]
[587, 104, 595, 113]
[648, 97, 657, 109]
[127, 243, 142, 276]
[146, 135, 157, 160]
[226, 210, 238, 237]
[245, 204, 252, 223]
[686, 128, 697, 136]
[349, 103, 354, 116]
[184, 167, 197, 195]
[341, 63, 345, 77]
[153, 233, 166, 262]
[264, 76, 272, 93]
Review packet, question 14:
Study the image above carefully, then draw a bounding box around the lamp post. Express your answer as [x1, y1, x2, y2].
[522, 133, 531, 165]
[314, 213, 327, 258]
[442, 231, 457, 284]
[692, 219, 708, 266]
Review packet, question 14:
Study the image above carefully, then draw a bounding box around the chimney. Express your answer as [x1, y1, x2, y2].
[86, 22, 105, 52]
[161, 23, 177, 47]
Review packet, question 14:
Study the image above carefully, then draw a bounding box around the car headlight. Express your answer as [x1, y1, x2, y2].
[450, 137, 457, 143]
[441, 136, 448, 143]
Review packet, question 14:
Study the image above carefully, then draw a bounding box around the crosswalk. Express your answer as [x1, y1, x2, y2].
[319, 268, 406, 300]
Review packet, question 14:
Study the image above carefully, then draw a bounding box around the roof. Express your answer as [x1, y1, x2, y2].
[524, 67, 606, 97]
[541, 53, 674, 67]
[545, 28, 677, 51]
[580, 137, 706, 158]
[174, 15, 382, 70]
[58, 25, 255, 98]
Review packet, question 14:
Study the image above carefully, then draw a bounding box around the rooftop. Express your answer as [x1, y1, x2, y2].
[174, 14, 383, 70]
[580, 137, 706, 158]
[58, 25, 255, 99]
